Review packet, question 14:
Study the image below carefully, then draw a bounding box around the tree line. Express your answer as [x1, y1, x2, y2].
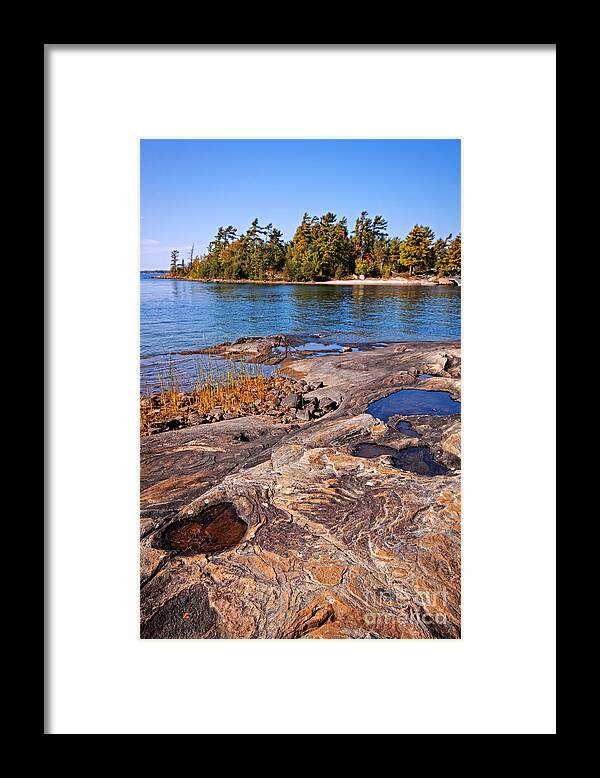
[169, 211, 461, 282]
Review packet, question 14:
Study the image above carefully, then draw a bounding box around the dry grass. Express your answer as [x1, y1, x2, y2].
[140, 357, 280, 435]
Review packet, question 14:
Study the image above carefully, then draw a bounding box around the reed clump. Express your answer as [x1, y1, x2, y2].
[140, 357, 285, 435]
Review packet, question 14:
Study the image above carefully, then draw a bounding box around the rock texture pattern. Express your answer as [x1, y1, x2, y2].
[140, 341, 461, 639]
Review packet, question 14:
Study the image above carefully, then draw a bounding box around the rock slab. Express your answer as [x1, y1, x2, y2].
[140, 340, 461, 639]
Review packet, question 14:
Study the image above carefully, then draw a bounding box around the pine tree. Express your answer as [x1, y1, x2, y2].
[286, 211, 353, 280]
[398, 225, 435, 275]
[443, 234, 461, 275]
[388, 237, 404, 272]
[265, 226, 285, 278]
[172, 213, 458, 282]
[371, 216, 389, 275]
[352, 211, 374, 264]
[433, 235, 452, 274]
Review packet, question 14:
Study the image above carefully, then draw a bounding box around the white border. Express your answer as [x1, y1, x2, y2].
[47, 45, 556, 734]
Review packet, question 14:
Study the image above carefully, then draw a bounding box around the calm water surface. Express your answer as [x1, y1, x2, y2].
[367, 389, 461, 423]
[140, 273, 460, 391]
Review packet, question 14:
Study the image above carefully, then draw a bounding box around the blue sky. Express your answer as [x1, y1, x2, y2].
[140, 139, 461, 269]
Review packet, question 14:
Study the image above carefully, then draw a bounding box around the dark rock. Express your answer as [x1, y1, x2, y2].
[296, 408, 312, 421]
[281, 393, 302, 409]
[319, 397, 337, 412]
[149, 416, 186, 434]
[436, 277, 458, 286]
[141, 584, 218, 639]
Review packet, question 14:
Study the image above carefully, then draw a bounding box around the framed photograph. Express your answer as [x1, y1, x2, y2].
[46, 44, 556, 734]
[139, 138, 462, 640]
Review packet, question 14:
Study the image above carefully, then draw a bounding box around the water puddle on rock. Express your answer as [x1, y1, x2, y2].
[395, 420, 419, 437]
[389, 447, 449, 476]
[352, 443, 449, 476]
[352, 443, 398, 459]
[157, 502, 247, 555]
[274, 342, 344, 354]
[295, 342, 344, 352]
[367, 389, 460, 423]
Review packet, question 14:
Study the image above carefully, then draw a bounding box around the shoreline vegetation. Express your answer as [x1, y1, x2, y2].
[141, 363, 273, 436]
[140, 345, 340, 436]
[151, 274, 459, 286]
[160, 211, 461, 284]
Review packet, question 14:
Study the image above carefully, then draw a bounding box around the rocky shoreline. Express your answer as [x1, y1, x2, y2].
[142, 373, 340, 434]
[151, 274, 460, 287]
[140, 339, 461, 639]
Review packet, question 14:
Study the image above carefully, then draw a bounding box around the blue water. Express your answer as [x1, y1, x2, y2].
[367, 389, 461, 422]
[140, 273, 460, 392]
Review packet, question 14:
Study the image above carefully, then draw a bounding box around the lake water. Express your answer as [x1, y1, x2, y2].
[140, 272, 460, 392]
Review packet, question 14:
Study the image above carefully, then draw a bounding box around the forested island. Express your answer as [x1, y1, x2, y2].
[166, 211, 461, 282]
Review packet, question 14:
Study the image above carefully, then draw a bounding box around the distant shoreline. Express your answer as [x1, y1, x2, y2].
[148, 274, 460, 287]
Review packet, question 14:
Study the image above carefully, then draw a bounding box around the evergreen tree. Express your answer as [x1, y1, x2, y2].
[388, 237, 404, 272]
[174, 213, 457, 282]
[352, 211, 374, 264]
[265, 226, 286, 278]
[286, 211, 353, 281]
[372, 215, 388, 242]
[372, 215, 389, 275]
[351, 212, 391, 276]
[442, 234, 461, 274]
[433, 235, 452, 274]
[398, 225, 435, 275]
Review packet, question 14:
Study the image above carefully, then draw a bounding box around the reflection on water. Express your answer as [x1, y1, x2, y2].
[140, 273, 460, 391]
